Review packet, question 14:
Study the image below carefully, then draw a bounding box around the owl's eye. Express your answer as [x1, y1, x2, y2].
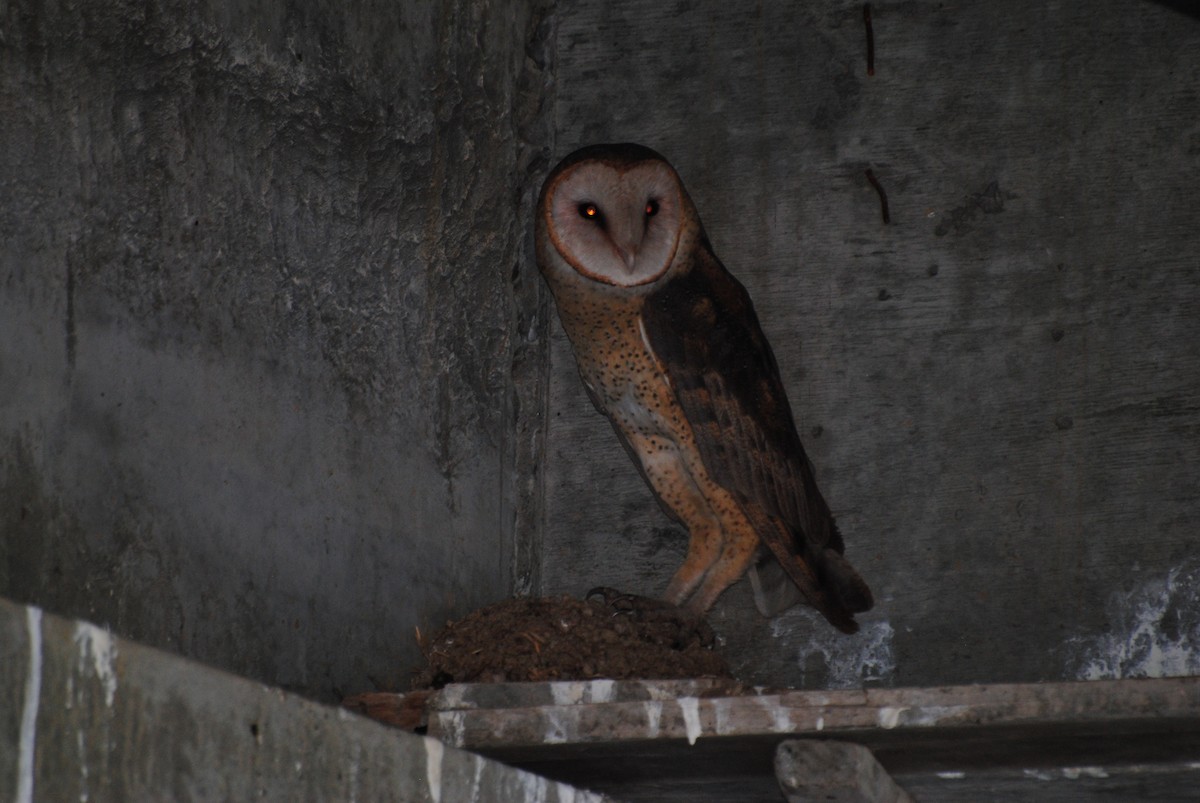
[645, 199, 659, 217]
[578, 203, 601, 221]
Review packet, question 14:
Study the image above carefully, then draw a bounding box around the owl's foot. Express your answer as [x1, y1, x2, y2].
[585, 586, 714, 649]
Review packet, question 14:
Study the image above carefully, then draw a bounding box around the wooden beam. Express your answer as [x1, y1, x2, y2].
[348, 677, 1200, 801]
[423, 676, 1200, 751]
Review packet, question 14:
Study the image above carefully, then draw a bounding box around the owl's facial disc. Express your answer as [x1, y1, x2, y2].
[546, 160, 682, 287]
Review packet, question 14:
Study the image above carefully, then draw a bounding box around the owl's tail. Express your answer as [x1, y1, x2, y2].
[820, 548, 874, 616]
[743, 505, 874, 632]
[748, 555, 803, 617]
[749, 547, 873, 633]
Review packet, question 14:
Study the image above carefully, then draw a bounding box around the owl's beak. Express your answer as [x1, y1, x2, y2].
[616, 244, 638, 273]
[613, 209, 642, 273]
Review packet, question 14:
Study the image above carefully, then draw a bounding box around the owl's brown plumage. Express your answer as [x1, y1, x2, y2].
[535, 143, 872, 633]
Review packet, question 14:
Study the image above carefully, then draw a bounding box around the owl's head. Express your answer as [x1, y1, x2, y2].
[536, 143, 694, 288]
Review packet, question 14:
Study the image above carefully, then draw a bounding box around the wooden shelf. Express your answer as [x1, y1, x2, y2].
[352, 676, 1200, 801]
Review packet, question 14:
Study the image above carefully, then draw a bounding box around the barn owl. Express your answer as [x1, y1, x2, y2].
[535, 143, 872, 633]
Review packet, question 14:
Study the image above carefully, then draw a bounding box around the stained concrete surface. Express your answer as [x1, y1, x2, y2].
[540, 0, 1200, 690]
[0, 0, 554, 702]
[2, 0, 1198, 722]
[0, 598, 608, 802]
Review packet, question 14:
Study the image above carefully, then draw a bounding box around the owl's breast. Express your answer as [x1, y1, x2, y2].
[553, 286, 694, 445]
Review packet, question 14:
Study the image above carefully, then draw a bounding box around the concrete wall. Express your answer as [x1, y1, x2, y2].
[0, 0, 553, 701]
[3, 0, 1197, 704]
[0, 599, 605, 801]
[540, 0, 1200, 689]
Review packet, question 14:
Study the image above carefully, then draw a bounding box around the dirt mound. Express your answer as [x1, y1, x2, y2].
[412, 593, 732, 688]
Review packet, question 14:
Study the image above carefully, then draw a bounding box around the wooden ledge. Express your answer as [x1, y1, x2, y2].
[348, 676, 1200, 801]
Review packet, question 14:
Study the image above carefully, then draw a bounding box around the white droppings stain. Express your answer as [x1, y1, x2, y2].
[73, 622, 118, 707]
[773, 615, 896, 687]
[424, 738, 444, 803]
[467, 755, 484, 803]
[557, 782, 610, 803]
[774, 706, 791, 734]
[749, 694, 792, 733]
[936, 771, 966, 780]
[544, 710, 568, 744]
[589, 679, 615, 703]
[551, 682, 584, 706]
[678, 697, 702, 745]
[1023, 769, 1056, 781]
[77, 728, 90, 802]
[1067, 564, 1200, 680]
[438, 684, 467, 710]
[521, 771, 601, 803]
[1062, 766, 1109, 780]
[521, 773, 549, 803]
[645, 700, 662, 738]
[713, 698, 730, 735]
[900, 705, 966, 727]
[873, 703, 963, 731]
[438, 711, 466, 746]
[549, 679, 617, 706]
[816, 716, 824, 731]
[646, 684, 686, 701]
[877, 706, 908, 729]
[18, 606, 43, 803]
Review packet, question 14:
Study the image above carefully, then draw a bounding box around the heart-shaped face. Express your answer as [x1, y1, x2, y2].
[539, 147, 684, 288]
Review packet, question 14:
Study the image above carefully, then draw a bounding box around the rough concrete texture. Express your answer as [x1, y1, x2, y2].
[540, 1, 1200, 689]
[775, 740, 913, 803]
[0, 0, 553, 701]
[0, 598, 608, 802]
[3, 0, 1198, 714]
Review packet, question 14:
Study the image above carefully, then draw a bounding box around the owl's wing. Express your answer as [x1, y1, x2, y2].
[641, 242, 872, 632]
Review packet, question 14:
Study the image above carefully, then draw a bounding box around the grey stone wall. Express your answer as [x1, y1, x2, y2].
[540, 0, 1200, 689]
[3, 0, 1197, 703]
[0, 0, 553, 701]
[0, 599, 606, 801]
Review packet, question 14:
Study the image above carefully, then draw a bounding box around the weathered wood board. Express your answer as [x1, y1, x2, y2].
[416, 676, 1200, 802]
[540, 0, 1200, 690]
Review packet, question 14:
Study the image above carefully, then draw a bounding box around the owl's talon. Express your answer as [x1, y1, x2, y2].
[586, 586, 645, 610]
[584, 586, 715, 648]
[585, 587, 640, 615]
[585, 586, 623, 604]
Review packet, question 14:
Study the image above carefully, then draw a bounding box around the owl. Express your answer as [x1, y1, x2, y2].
[535, 143, 872, 633]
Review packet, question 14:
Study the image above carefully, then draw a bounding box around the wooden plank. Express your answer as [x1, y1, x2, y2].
[426, 676, 1200, 750]
[432, 677, 745, 711]
[409, 677, 1200, 802]
[341, 690, 432, 730]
